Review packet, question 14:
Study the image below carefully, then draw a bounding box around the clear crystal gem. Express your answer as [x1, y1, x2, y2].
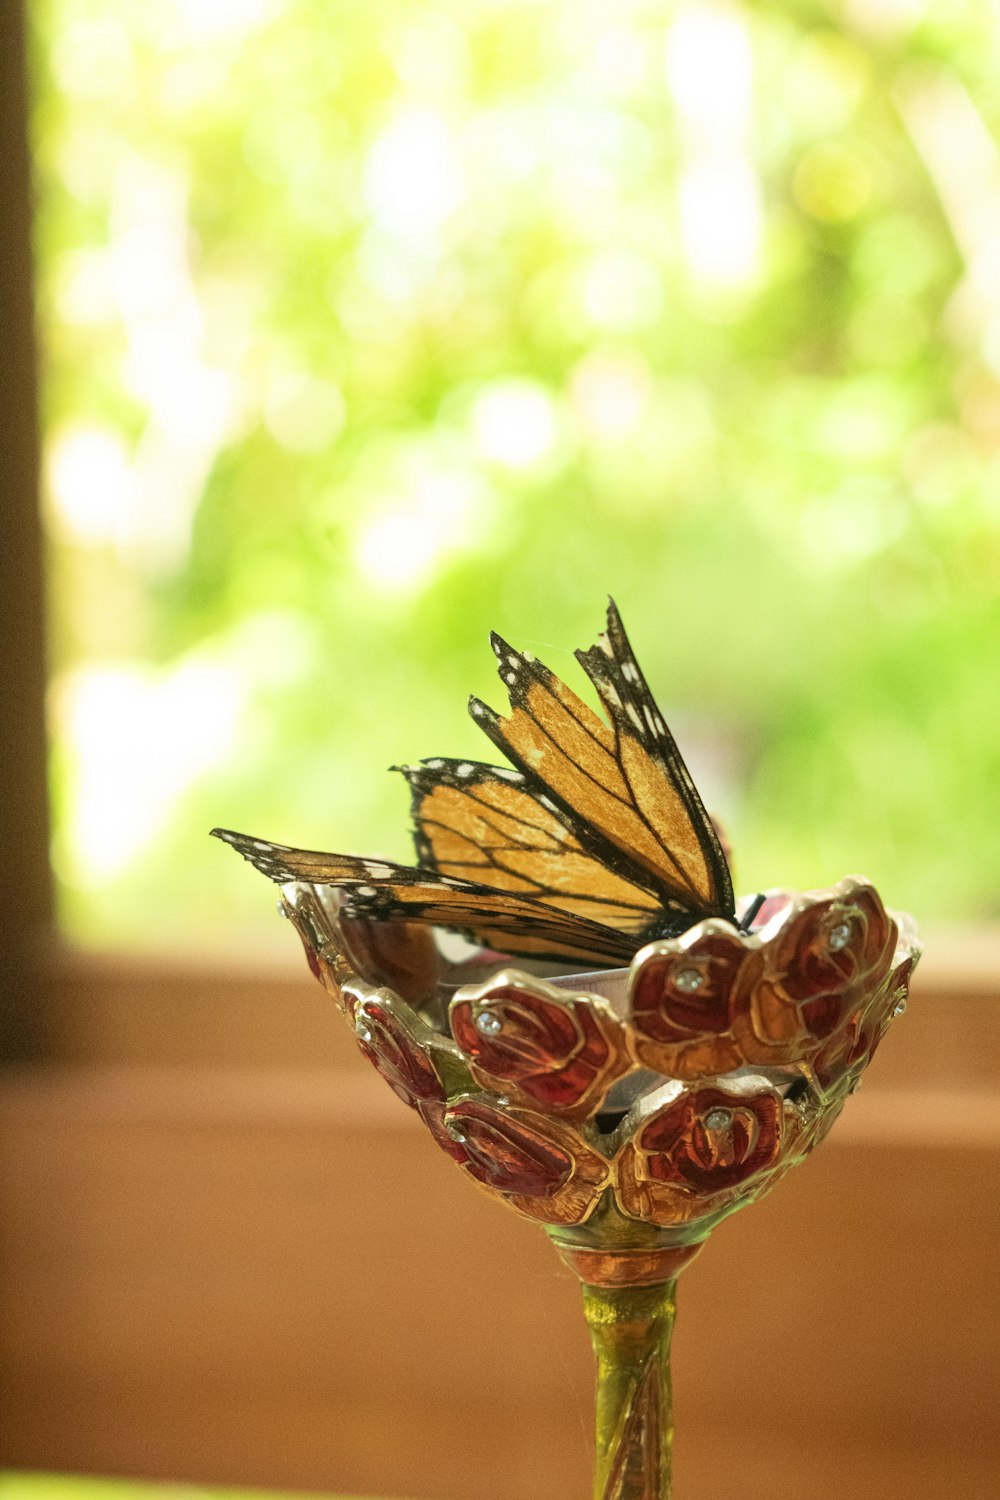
[894, 997, 908, 1016]
[354, 1009, 373, 1044]
[446, 1123, 466, 1143]
[673, 967, 704, 992]
[828, 920, 851, 951]
[704, 1107, 733, 1131]
[476, 1009, 503, 1035]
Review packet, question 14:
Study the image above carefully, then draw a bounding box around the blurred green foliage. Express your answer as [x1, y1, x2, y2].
[31, 0, 1000, 948]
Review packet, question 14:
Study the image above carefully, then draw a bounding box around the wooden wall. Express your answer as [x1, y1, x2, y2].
[1, 939, 998, 1500]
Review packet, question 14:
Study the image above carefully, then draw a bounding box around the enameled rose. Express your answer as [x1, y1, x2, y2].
[450, 971, 630, 1119]
[812, 952, 915, 1095]
[439, 1097, 610, 1225]
[628, 922, 760, 1080]
[614, 1078, 803, 1226]
[734, 879, 899, 1067]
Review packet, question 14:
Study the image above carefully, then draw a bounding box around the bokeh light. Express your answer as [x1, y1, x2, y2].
[30, 0, 1000, 947]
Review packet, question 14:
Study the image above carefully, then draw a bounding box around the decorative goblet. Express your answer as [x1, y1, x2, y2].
[275, 876, 918, 1500]
[214, 603, 919, 1498]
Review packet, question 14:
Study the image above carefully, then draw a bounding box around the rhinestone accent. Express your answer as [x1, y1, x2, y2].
[704, 1107, 733, 1131]
[476, 1009, 503, 1036]
[673, 967, 704, 993]
[446, 1122, 467, 1143]
[894, 997, 908, 1016]
[828, 920, 851, 951]
[354, 1009, 373, 1044]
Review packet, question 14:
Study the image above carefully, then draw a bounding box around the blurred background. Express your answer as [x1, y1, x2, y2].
[2, 1, 999, 1498]
[29, 0, 1000, 948]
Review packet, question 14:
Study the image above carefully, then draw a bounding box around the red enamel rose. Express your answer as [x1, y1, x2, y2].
[353, 995, 445, 1110]
[450, 972, 629, 1117]
[615, 1080, 798, 1227]
[628, 923, 759, 1080]
[737, 880, 898, 1066]
[443, 1099, 574, 1197]
[635, 1086, 783, 1194]
[439, 1097, 610, 1225]
[813, 952, 915, 1094]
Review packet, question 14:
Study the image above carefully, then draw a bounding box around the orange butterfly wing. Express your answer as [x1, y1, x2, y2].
[210, 827, 636, 965]
[398, 759, 663, 934]
[468, 602, 733, 927]
[213, 601, 733, 965]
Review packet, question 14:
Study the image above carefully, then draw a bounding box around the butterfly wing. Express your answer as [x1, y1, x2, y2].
[211, 827, 636, 965]
[468, 602, 734, 926]
[397, 758, 663, 935]
[215, 600, 732, 962]
[576, 600, 734, 916]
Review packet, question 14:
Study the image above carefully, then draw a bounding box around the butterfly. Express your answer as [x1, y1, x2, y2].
[212, 600, 735, 968]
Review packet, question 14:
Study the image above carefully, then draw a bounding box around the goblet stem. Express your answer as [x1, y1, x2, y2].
[582, 1278, 677, 1500]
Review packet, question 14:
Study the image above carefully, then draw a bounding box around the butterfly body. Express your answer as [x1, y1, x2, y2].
[213, 602, 735, 969]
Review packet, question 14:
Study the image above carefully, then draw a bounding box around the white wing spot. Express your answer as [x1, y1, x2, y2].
[625, 702, 643, 731]
[426, 758, 445, 769]
[643, 706, 659, 733]
[506, 656, 520, 672]
[492, 639, 503, 657]
[355, 885, 377, 897]
[494, 768, 520, 782]
[470, 701, 485, 716]
[539, 796, 558, 811]
[456, 763, 474, 777]
[364, 862, 393, 878]
[505, 671, 517, 684]
[622, 662, 639, 683]
[653, 715, 666, 734]
[253, 839, 274, 850]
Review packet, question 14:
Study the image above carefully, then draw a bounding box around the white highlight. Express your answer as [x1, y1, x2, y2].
[364, 108, 463, 238]
[47, 426, 135, 546]
[472, 379, 559, 469]
[107, 154, 233, 572]
[353, 462, 492, 594]
[53, 656, 243, 887]
[666, 3, 762, 294]
[170, 0, 270, 40]
[896, 72, 1000, 367]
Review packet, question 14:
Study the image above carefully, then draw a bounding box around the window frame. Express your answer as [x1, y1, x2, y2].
[1, 1, 53, 1063]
